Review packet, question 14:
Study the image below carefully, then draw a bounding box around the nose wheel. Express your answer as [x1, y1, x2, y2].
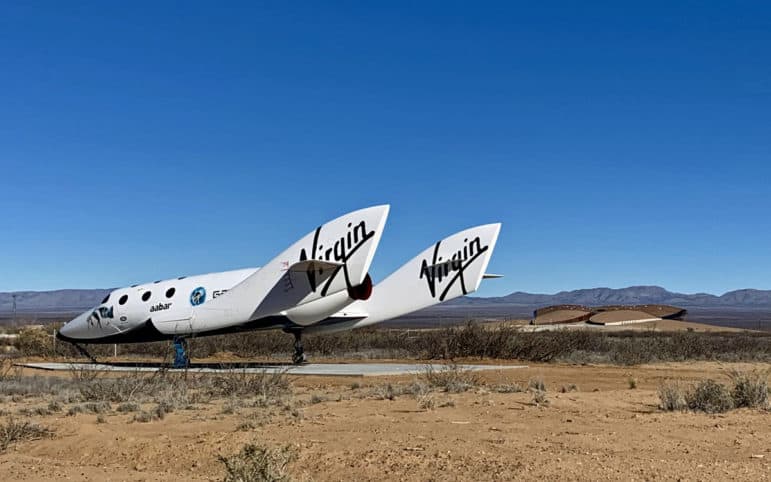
[292, 331, 307, 365]
[172, 336, 189, 369]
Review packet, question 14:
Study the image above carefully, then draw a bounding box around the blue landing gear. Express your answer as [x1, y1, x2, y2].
[292, 331, 307, 365]
[173, 336, 189, 368]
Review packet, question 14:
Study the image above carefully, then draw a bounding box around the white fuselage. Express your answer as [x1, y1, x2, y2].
[61, 268, 259, 341]
[55, 206, 501, 349]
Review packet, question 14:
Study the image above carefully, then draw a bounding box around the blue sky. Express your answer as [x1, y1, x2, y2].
[1, 1, 769, 296]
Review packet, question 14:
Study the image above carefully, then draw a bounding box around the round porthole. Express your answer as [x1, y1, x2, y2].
[166, 287, 176, 298]
[119, 295, 128, 305]
[142, 291, 152, 302]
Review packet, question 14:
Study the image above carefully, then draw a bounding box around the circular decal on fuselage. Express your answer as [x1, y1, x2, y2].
[190, 287, 206, 306]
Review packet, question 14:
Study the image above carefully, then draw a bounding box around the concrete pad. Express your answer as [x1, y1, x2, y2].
[17, 362, 527, 377]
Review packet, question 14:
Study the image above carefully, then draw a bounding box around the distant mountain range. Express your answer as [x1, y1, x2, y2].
[0, 289, 112, 314]
[447, 286, 771, 308]
[2, 286, 771, 315]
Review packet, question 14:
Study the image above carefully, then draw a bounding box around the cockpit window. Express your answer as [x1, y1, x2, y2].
[166, 287, 176, 298]
[119, 294, 128, 305]
[142, 291, 152, 302]
[101, 294, 110, 304]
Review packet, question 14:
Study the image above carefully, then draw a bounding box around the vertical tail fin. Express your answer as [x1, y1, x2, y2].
[198, 205, 389, 330]
[350, 223, 501, 327]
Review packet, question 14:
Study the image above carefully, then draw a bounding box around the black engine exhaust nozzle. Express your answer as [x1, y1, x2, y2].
[347, 273, 373, 301]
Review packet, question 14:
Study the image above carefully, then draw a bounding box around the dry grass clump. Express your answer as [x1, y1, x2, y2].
[373, 383, 397, 401]
[67, 401, 111, 416]
[421, 364, 481, 393]
[417, 392, 436, 411]
[493, 382, 525, 393]
[1, 373, 75, 398]
[560, 384, 578, 393]
[659, 378, 741, 413]
[133, 411, 155, 423]
[727, 369, 769, 409]
[208, 369, 292, 400]
[0, 418, 54, 453]
[236, 421, 258, 432]
[528, 377, 546, 392]
[222, 398, 243, 415]
[132, 402, 173, 423]
[219, 442, 296, 482]
[659, 371, 768, 414]
[531, 389, 548, 406]
[627, 377, 637, 389]
[116, 402, 140, 413]
[658, 381, 687, 411]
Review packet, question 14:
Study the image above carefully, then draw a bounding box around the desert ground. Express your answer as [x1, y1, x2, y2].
[1, 359, 769, 481]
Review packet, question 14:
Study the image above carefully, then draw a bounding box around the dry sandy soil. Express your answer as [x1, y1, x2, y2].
[1, 360, 770, 481]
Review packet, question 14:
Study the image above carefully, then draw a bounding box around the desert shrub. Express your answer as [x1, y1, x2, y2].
[0, 418, 54, 452]
[72, 369, 150, 403]
[528, 377, 546, 392]
[67, 402, 110, 416]
[72, 369, 192, 409]
[560, 384, 578, 393]
[728, 369, 769, 409]
[67, 405, 85, 416]
[401, 380, 430, 396]
[417, 392, 436, 411]
[153, 401, 172, 420]
[493, 382, 525, 393]
[219, 443, 296, 482]
[44, 322, 771, 364]
[117, 402, 140, 413]
[658, 381, 687, 411]
[96, 415, 107, 424]
[531, 389, 548, 405]
[16, 328, 54, 358]
[17, 407, 50, 417]
[237, 421, 258, 432]
[628, 377, 637, 389]
[222, 398, 242, 414]
[0, 359, 20, 382]
[421, 363, 480, 393]
[85, 401, 111, 413]
[133, 411, 154, 423]
[0, 375, 73, 398]
[686, 379, 734, 413]
[373, 383, 397, 401]
[208, 369, 291, 401]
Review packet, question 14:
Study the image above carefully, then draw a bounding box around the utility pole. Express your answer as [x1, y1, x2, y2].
[11, 293, 17, 327]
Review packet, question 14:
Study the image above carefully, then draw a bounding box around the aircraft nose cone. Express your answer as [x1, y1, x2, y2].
[57, 310, 91, 342]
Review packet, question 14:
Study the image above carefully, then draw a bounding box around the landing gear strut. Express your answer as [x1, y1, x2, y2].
[172, 336, 189, 369]
[71, 341, 99, 364]
[292, 331, 307, 365]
